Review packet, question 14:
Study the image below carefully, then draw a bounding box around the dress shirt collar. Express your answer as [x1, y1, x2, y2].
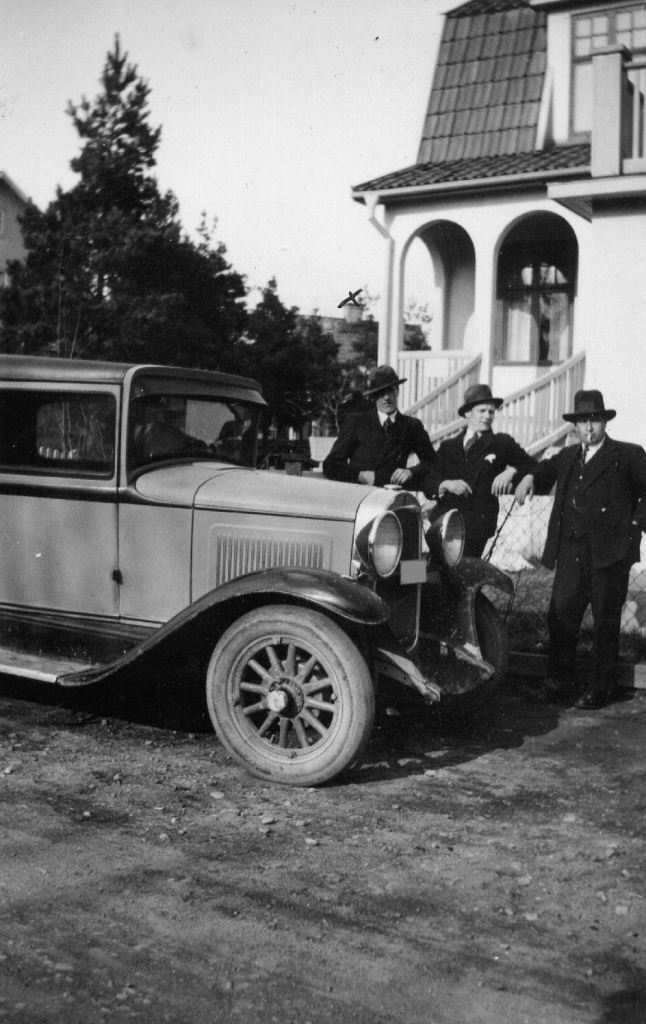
[378, 411, 397, 428]
[582, 436, 606, 462]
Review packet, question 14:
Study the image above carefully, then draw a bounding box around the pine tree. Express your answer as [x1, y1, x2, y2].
[0, 37, 247, 367]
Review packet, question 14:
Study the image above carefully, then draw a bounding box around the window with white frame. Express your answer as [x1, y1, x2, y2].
[495, 214, 577, 367]
[572, 4, 646, 134]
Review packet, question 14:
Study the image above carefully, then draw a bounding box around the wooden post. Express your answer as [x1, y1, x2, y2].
[591, 45, 632, 177]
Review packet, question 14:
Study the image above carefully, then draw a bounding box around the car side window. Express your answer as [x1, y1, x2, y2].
[0, 390, 116, 477]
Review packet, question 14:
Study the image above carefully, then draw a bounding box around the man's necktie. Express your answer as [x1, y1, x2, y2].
[580, 444, 589, 465]
[383, 417, 393, 436]
[464, 433, 478, 454]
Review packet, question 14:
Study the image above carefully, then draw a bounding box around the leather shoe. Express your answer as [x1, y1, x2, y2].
[541, 676, 577, 703]
[575, 687, 607, 709]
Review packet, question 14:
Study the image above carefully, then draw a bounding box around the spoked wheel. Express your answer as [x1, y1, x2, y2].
[205, 605, 375, 786]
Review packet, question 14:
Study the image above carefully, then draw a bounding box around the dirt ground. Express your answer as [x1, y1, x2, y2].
[1, 665, 645, 1024]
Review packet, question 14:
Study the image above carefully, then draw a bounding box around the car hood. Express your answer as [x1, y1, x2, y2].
[134, 462, 370, 521]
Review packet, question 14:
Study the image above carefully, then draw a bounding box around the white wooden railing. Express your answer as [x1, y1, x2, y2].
[625, 57, 646, 173]
[397, 350, 474, 411]
[403, 354, 482, 435]
[494, 352, 586, 451]
[419, 351, 585, 453]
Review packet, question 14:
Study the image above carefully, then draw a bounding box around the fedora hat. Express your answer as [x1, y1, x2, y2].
[458, 384, 503, 418]
[562, 389, 616, 422]
[364, 364, 407, 397]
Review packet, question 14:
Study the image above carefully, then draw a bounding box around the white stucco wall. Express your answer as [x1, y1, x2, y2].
[575, 202, 646, 448]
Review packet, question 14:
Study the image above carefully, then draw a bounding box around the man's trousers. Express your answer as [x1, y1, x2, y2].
[547, 537, 632, 690]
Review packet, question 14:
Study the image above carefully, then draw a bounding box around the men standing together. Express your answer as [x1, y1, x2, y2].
[322, 368, 646, 711]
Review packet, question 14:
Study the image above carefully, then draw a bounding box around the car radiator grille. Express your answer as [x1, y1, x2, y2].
[208, 527, 331, 588]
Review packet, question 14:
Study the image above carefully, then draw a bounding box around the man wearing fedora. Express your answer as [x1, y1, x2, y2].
[419, 383, 535, 557]
[322, 365, 435, 487]
[515, 389, 646, 709]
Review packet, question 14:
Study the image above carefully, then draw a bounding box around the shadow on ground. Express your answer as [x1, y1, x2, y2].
[0, 658, 568, 786]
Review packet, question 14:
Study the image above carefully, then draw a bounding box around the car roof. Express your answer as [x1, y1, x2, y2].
[0, 354, 265, 400]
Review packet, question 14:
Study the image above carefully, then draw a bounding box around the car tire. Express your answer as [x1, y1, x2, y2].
[475, 592, 509, 685]
[437, 593, 509, 724]
[205, 605, 375, 786]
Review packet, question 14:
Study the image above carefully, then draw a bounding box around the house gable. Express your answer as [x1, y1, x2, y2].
[418, 0, 547, 164]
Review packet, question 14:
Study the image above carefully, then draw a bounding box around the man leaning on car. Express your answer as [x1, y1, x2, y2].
[322, 365, 435, 488]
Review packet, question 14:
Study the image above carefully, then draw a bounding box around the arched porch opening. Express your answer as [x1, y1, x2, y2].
[495, 212, 578, 370]
[401, 220, 475, 353]
[397, 222, 476, 409]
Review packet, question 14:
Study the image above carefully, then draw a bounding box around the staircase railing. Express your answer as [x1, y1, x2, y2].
[423, 351, 585, 452]
[494, 352, 586, 451]
[397, 351, 475, 411]
[403, 354, 482, 435]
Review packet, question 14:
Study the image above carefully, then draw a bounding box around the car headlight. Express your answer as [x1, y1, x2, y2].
[355, 509, 403, 578]
[425, 507, 464, 567]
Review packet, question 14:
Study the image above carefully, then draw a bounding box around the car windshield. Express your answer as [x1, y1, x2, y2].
[128, 386, 260, 472]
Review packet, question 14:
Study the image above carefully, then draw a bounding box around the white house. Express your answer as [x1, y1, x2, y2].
[352, 0, 646, 450]
[0, 172, 28, 288]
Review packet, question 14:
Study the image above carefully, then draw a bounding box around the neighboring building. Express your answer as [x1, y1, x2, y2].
[351, 0, 646, 449]
[0, 172, 27, 288]
[296, 306, 426, 368]
[296, 305, 379, 365]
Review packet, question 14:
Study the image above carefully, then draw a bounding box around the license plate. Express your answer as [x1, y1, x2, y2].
[399, 558, 427, 585]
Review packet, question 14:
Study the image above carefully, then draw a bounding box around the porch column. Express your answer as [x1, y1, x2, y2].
[470, 231, 498, 386]
[364, 194, 396, 365]
[591, 45, 632, 178]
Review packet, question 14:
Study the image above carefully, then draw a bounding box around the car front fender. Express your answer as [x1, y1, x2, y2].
[441, 555, 514, 596]
[60, 568, 387, 686]
[186, 566, 389, 627]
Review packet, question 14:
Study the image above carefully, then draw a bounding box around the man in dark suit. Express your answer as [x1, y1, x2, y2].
[419, 383, 535, 557]
[515, 389, 646, 709]
[322, 365, 435, 487]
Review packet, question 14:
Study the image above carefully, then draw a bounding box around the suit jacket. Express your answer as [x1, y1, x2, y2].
[322, 409, 435, 486]
[533, 436, 646, 569]
[420, 429, 536, 542]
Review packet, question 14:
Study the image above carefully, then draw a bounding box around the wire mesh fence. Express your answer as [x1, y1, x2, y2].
[482, 496, 646, 662]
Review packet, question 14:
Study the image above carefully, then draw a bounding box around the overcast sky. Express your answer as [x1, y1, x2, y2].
[1, 0, 444, 318]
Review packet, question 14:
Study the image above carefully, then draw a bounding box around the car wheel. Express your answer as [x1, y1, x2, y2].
[433, 593, 509, 723]
[205, 605, 375, 786]
[475, 592, 509, 685]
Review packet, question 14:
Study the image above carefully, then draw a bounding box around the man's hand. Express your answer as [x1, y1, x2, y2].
[515, 474, 535, 505]
[439, 479, 472, 497]
[491, 465, 516, 496]
[358, 470, 375, 485]
[390, 467, 412, 486]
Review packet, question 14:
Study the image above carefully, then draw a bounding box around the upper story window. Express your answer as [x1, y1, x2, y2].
[572, 5, 646, 133]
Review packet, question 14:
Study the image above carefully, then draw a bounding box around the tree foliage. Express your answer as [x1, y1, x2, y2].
[0, 37, 246, 368]
[243, 279, 340, 436]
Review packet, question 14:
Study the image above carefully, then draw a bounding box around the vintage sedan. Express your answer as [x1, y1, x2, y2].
[0, 355, 512, 785]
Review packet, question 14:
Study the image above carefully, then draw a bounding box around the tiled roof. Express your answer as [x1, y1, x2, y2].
[417, 0, 547, 163]
[353, 144, 591, 194]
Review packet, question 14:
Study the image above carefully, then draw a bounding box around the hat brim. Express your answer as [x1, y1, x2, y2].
[364, 376, 407, 397]
[563, 410, 616, 422]
[458, 396, 503, 417]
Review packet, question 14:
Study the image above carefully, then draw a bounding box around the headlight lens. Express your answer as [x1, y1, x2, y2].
[368, 510, 403, 578]
[426, 507, 464, 567]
